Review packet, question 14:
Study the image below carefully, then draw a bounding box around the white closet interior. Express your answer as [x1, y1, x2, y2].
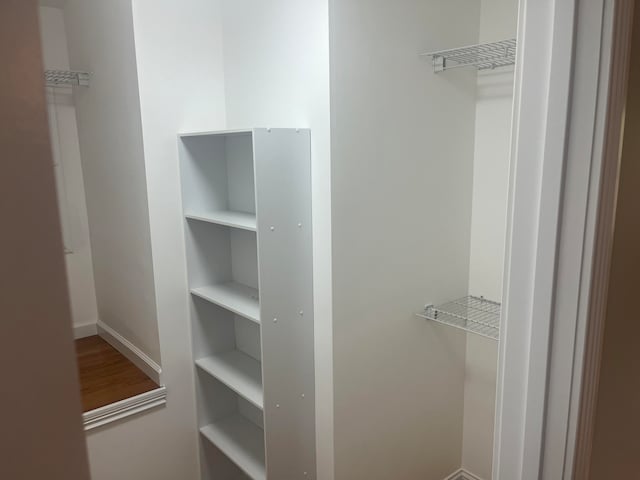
[39, 6, 99, 339]
[38, 0, 520, 477]
[415, 1, 517, 477]
[329, 0, 517, 477]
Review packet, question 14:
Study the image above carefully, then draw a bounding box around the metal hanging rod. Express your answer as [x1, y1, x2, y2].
[416, 295, 501, 340]
[420, 38, 517, 73]
[44, 69, 90, 87]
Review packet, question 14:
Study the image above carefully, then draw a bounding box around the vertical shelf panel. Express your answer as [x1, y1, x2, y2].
[254, 128, 316, 479]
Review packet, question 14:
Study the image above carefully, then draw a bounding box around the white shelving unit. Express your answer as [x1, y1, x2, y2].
[180, 128, 315, 479]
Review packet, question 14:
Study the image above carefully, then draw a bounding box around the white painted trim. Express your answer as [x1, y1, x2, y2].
[570, 1, 634, 478]
[460, 469, 485, 480]
[443, 469, 464, 480]
[537, 0, 606, 473]
[496, 0, 633, 479]
[521, 1, 577, 476]
[83, 386, 167, 431]
[73, 322, 97, 339]
[493, 0, 575, 477]
[97, 320, 162, 385]
[443, 468, 485, 480]
[536, 1, 635, 479]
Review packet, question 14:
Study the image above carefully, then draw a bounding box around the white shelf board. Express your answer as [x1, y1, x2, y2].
[185, 210, 256, 231]
[191, 282, 260, 323]
[200, 415, 266, 480]
[196, 350, 263, 409]
[179, 128, 253, 138]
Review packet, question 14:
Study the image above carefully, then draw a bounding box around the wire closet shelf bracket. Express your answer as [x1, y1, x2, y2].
[420, 38, 516, 73]
[44, 69, 90, 87]
[416, 295, 501, 340]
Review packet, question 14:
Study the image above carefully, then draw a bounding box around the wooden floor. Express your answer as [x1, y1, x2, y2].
[75, 335, 158, 412]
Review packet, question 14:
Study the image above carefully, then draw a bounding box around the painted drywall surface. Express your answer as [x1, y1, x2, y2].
[462, 0, 517, 478]
[468, 0, 516, 301]
[218, 1, 333, 477]
[461, 335, 499, 479]
[589, 5, 640, 477]
[63, 0, 161, 364]
[330, 1, 479, 477]
[123, 0, 228, 479]
[39, 6, 99, 333]
[0, 1, 90, 477]
[51, 1, 226, 479]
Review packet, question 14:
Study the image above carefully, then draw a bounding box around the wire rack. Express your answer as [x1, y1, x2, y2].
[44, 69, 90, 87]
[420, 38, 517, 73]
[417, 295, 500, 340]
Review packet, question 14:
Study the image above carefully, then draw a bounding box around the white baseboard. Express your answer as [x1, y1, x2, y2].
[83, 386, 167, 431]
[443, 468, 485, 480]
[97, 321, 162, 385]
[73, 322, 97, 339]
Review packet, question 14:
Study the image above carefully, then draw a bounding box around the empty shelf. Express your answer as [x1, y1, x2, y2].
[191, 282, 260, 323]
[185, 211, 257, 232]
[45, 69, 90, 87]
[421, 38, 516, 73]
[200, 415, 266, 480]
[196, 351, 263, 409]
[416, 295, 500, 340]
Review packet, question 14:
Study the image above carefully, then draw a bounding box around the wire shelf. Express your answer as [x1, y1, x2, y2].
[420, 38, 517, 73]
[417, 295, 500, 340]
[44, 69, 90, 87]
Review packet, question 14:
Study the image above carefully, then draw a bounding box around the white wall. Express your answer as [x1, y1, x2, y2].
[39, 6, 99, 335]
[128, 1, 333, 476]
[53, 1, 227, 479]
[57, 1, 332, 478]
[64, 0, 161, 364]
[329, 1, 480, 478]
[462, 0, 517, 477]
[467, 0, 517, 301]
[218, 1, 333, 476]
